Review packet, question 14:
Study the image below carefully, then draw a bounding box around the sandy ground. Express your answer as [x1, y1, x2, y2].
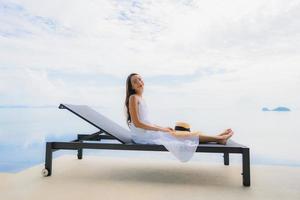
[1, 155, 300, 200]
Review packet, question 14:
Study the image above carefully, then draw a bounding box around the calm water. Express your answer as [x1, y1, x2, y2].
[0, 106, 299, 173]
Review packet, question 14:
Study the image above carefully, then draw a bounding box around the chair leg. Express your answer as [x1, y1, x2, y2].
[44, 142, 53, 176]
[223, 152, 229, 165]
[77, 135, 83, 159]
[77, 147, 83, 159]
[242, 148, 251, 186]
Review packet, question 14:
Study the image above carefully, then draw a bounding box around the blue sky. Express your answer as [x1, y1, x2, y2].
[0, 0, 300, 109]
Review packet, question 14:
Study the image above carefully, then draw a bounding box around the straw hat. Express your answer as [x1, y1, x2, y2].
[173, 121, 200, 135]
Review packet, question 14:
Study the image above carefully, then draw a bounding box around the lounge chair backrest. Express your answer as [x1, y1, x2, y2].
[60, 104, 132, 144]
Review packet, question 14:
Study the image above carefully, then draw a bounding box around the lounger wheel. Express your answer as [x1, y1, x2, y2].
[41, 168, 49, 177]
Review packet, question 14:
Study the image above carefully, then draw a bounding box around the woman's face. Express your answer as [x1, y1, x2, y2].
[131, 74, 144, 93]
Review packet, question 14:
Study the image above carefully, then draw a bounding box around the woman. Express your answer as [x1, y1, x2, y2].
[124, 73, 233, 162]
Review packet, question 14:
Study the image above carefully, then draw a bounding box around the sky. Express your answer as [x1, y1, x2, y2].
[1, 0, 300, 116]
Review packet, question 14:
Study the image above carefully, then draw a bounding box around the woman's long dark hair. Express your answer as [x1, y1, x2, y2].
[125, 73, 138, 127]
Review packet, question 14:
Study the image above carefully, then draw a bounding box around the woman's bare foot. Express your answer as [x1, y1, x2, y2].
[218, 129, 232, 136]
[217, 131, 234, 145]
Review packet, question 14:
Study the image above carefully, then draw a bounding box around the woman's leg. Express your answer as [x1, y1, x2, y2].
[198, 134, 220, 143]
[218, 129, 232, 136]
[198, 131, 233, 144]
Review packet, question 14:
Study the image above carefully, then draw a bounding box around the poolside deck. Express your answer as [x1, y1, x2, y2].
[1, 155, 299, 200]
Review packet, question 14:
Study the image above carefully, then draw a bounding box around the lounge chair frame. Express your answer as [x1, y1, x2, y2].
[43, 104, 251, 187]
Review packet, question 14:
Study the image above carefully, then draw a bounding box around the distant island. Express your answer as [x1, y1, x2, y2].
[262, 106, 291, 112]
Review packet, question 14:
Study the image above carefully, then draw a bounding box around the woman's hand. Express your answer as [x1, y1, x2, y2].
[164, 127, 177, 136]
[166, 127, 174, 131]
[160, 127, 174, 133]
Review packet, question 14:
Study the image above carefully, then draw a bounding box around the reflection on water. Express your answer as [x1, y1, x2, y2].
[0, 107, 299, 173]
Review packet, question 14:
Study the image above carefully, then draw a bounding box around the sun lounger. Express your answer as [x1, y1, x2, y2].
[42, 104, 251, 186]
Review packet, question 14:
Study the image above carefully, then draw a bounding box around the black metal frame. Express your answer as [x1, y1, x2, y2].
[44, 131, 250, 186]
[43, 104, 251, 187]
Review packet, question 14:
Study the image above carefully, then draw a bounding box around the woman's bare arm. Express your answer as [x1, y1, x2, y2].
[129, 95, 169, 132]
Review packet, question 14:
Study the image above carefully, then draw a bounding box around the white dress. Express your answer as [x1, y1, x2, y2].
[129, 98, 199, 162]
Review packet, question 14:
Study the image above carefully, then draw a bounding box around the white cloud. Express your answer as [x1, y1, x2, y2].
[1, 0, 300, 108]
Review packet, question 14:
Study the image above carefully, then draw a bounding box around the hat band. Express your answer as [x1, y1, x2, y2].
[175, 126, 190, 132]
